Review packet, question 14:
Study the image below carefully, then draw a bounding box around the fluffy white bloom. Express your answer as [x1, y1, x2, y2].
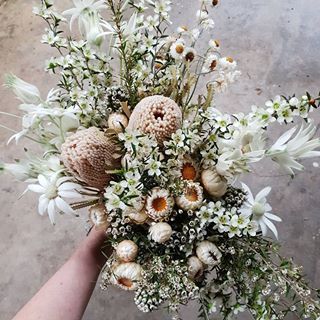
[5, 74, 41, 105]
[267, 123, 320, 175]
[110, 262, 142, 291]
[148, 222, 172, 243]
[240, 183, 281, 238]
[28, 174, 82, 224]
[116, 240, 139, 262]
[196, 241, 222, 265]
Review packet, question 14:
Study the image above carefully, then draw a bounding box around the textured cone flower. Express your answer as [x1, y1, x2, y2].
[146, 187, 174, 221]
[110, 262, 142, 291]
[61, 127, 121, 189]
[176, 182, 203, 211]
[116, 240, 138, 262]
[127, 95, 182, 144]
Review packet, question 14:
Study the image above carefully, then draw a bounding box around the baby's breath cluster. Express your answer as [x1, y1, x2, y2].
[2, 0, 320, 319]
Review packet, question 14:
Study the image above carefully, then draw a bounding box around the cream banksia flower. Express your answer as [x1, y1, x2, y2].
[89, 203, 109, 229]
[176, 182, 203, 211]
[110, 262, 142, 291]
[196, 241, 222, 266]
[127, 95, 182, 144]
[61, 127, 121, 189]
[146, 187, 174, 221]
[201, 168, 228, 198]
[148, 222, 173, 243]
[116, 240, 138, 262]
[187, 256, 204, 280]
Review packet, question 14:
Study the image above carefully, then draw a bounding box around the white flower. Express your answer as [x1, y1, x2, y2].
[267, 123, 320, 175]
[146, 158, 162, 176]
[148, 222, 172, 243]
[196, 205, 215, 226]
[219, 57, 237, 70]
[28, 174, 81, 224]
[116, 240, 139, 262]
[63, 0, 106, 30]
[240, 183, 282, 238]
[208, 39, 220, 50]
[183, 47, 197, 62]
[104, 192, 127, 212]
[202, 54, 219, 73]
[170, 39, 185, 59]
[5, 74, 41, 105]
[196, 241, 222, 265]
[110, 262, 142, 291]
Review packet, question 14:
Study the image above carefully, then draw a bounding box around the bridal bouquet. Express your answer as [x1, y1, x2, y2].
[1, 0, 320, 319]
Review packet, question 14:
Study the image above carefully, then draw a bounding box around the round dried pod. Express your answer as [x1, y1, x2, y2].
[146, 187, 174, 221]
[201, 169, 228, 198]
[116, 240, 138, 262]
[176, 182, 203, 211]
[196, 241, 222, 266]
[61, 127, 121, 189]
[110, 262, 142, 291]
[108, 113, 128, 133]
[148, 222, 172, 243]
[187, 256, 204, 280]
[127, 95, 182, 144]
[89, 203, 109, 229]
[127, 209, 148, 224]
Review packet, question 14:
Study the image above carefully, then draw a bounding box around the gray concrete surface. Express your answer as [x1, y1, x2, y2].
[0, 0, 320, 319]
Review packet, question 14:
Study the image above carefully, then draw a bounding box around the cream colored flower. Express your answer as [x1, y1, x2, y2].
[201, 168, 228, 198]
[116, 240, 138, 262]
[180, 158, 199, 181]
[110, 262, 142, 291]
[176, 182, 203, 211]
[187, 256, 204, 280]
[146, 187, 174, 221]
[89, 203, 109, 229]
[170, 39, 185, 59]
[196, 241, 222, 266]
[148, 222, 172, 243]
[108, 113, 128, 133]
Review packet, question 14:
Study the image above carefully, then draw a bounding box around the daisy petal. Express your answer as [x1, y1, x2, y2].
[28, 184, 45, 193]
[263, 217, 278, 239]
[47, 200, 56, 225]
[264, 212, 282, 222]
[55, 197, 75, 216]
[255, 186, 271, 202]
[38, 195, 49, 216]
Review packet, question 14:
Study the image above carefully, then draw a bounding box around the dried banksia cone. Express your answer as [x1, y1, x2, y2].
[61, 127, 121, 189]
[127, 95, 182, 144]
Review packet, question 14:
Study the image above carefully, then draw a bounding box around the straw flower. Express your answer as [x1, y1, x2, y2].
[146, 187, 174, 221]
[116, 240, 138, 262]
[187, 256, 204, 280]
[196, 241, 222, 266]
[108, 113, 128, 133]
[110, 262, 142, 291]
[148, 222, 172, 243]
[201, 168, 228, 198]
[176, 182, 203, 211]
[89, 203, 109, 229]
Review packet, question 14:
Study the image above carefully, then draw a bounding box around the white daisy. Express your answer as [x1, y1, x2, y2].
[240, 183, 281, 238]
[28, 174, 81, 224]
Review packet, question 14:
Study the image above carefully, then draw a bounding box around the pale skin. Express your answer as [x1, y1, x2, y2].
[13, 228, 110, 320]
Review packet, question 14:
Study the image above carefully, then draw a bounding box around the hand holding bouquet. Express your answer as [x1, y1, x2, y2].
[1, 0, 320, 319]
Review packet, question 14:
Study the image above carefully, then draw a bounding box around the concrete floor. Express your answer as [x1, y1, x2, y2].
[0, 0, 320, 319]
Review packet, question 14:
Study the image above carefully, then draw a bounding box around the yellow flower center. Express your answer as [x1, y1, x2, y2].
[152, 197, 167, 212]
[185, 188, 199, 202]
[181, 163, 197, 181]
[175, 44, 184, 54]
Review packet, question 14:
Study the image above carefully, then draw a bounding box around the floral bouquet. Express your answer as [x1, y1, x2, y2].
[1, 0, 320, 319]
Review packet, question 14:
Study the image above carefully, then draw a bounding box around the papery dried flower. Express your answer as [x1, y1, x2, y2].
[116, 240, 138, 262]
[196, 240, 222, 266]
[201, 168, 228, 198]
[187, 256, 204, 280]
[108, 113, 128, 133]
[146, 187, 174, 221]
[89, 203, 109, 229]
[110, 262, 142, 291]
[180, 158, 199, 181]
[61, 127, 121, 189]
[126, 209, 148, 224]
[127, 95, 182, 144]
[176, 182, 203, 211]
[149, 222, 173, 243]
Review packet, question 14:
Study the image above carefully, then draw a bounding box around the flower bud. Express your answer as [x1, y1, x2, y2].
[196, 241, 222, 266]
[149, 222, 172, 243]
[187, 256, 204, 280]
[116, 240, 138, 262]
[89, 203, 109, 229]
[201, 169, 227, 198]
[108, 113, 128, 133]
